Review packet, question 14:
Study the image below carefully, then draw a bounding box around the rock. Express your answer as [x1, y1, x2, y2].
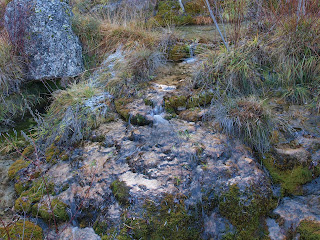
[274, 147, 310, 168]
[114, 98, 153, 126]
[4, 0, 84, 80]
[269, 177, 320, 237]
[59, 227, 101, 240]
[179, 108, 203, 122]
[266, 218, 286, 240]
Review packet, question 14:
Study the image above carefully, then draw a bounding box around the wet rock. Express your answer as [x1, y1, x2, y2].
[115, 98, 153, 126]
[269, 177, 320, 237]
[5, 0, 84, 80]
[267, 218, 286, 240]
[203, 212, 235, 239]
[59, 226, 101, 240]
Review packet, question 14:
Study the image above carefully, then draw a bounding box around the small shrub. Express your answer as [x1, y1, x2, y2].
[214, 96, 275, 153]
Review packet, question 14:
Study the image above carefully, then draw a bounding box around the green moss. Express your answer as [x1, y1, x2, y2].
[165, 95, 188, 113]
[187, 92, 213, 108]
[151, 1, 194, 26]
[94, 220, 110, 237]
[0, 220, 43, 240]
[144, 98, 153, 107]
[262, 154, 320, 196]
[8, 159, 30, 180]
[165, 92, 213, 114]
[297, 220, 320, 240]
[169, 44, 190, 61]
[114, 98, 151, 126]
[185, 1, 206, 15]
[21, 145, 34, 157]
[45, 143, 61, 164]
[110, 179, 130, 206]
[218, 184, 276, 239]
[114, 98, 131, 121]
[14, 181, 30, 195]
[59, 151, 69, 161]
[32, 198, 69, 223]
[118, 194, 201, 239]
[14, 179, 54, 213]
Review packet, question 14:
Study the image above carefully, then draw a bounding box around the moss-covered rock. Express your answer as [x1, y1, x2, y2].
[115, 98, 131, 121]
[32, 198, 69, 223]
[8, 159, 30, 180]
[164, 91, 213, 114]
[110, 179, 130, 206]
[114, 98, 152, 126]
[168, 44, 190, 61]
[151, 0, 194, 26]
[179, 108, 202, 122]
[187, 92, 213, 108]
[45, 143, 61, 164]
[218, 184, 276, 239]
[150, 0, 208, 26]
[21, 145, 34, 157]
[262, 154, 320, 195]
[14, 181, 30, 195]
[14, 179, 54, 213]
[0, 220, 43, 240]
[117, 194, 201, 239]
[297, 220, 320, 240]
[164, 95, 188, 113]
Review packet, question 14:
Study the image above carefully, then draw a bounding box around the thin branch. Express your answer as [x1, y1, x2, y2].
[203, 0, 230, 51]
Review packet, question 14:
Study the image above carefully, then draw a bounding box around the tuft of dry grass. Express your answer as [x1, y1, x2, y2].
[99, 22, 157, 54]
[213, 96, 276, 153]
[0, 31, 25, 97]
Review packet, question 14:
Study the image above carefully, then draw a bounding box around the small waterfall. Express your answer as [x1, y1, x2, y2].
[149, 83, 177, 126]
[184, 41, 198, 64]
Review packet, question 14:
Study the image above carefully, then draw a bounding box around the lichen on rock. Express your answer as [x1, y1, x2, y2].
[4, 0, 84, 80]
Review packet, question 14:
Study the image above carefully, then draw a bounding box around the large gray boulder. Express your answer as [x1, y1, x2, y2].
[4, 0, 84, 80]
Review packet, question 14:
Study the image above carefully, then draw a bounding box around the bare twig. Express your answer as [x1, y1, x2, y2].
[203, 0, 229, 51]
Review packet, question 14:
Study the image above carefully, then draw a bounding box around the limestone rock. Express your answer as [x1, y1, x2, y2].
[5, 0, 84, 80]
[59, 227, 101, 240]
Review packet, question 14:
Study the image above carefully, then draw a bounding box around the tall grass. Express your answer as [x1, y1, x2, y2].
[269, 16, 320, 104]
[0, 31, 25, 97]
[194, 37, 272, 96]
